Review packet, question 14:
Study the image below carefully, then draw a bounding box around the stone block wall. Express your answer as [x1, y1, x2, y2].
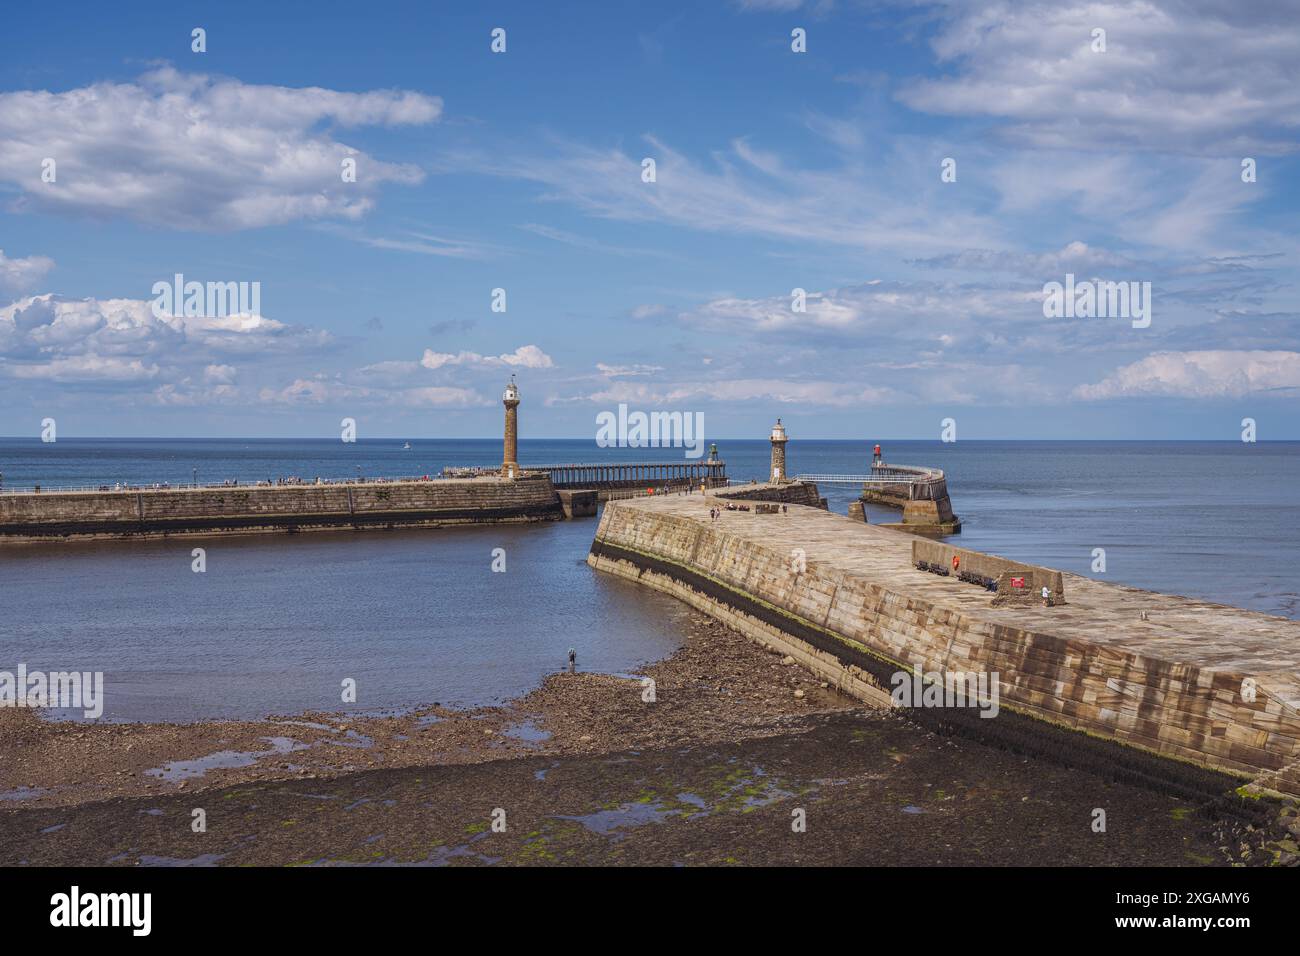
[589, 501, 1300, 798]
[912, 539, 1066, 604]
[0, 474, 562, 540]
[714, 481, 824, 508]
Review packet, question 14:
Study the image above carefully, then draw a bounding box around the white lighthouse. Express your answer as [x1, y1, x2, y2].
[769, 418, 789, 483]
[502, 377, 520, 479]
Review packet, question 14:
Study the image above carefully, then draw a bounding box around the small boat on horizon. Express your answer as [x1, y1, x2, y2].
[403, 442, 412, 450]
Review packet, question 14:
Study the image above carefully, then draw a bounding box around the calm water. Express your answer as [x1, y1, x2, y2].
[1, 438, 1296, 722]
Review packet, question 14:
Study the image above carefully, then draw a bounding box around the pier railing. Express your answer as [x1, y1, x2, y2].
[870, 463, 948, 502]
[796, 463, 948, 502]
[444, 461, 727, 489]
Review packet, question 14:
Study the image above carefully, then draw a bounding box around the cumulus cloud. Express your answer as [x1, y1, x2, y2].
[0, 67, 440, 230]
[1074, 350, 1300, 399]
[420, 344, 554, 370]
[0, 249, 55, 293]
[0, 294, 333, 369]
[0, 292, 518, 411]
[0, 293, 334, 400]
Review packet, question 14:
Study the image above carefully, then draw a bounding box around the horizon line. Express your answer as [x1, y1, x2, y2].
[1, 436, 1296, 444]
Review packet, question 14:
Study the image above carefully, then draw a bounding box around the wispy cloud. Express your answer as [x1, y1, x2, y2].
[897, 0, 1300, 155]
[450, 132, 1000, 255]
[322, 225, 503, 259]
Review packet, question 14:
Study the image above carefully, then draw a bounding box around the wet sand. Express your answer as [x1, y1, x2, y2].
[2, 614, 1297, 866]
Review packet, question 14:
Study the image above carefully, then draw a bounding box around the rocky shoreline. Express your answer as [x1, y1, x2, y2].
[2, 613, 1297, 866]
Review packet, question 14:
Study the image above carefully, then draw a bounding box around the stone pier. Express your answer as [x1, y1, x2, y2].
[589, 487, 1300, 799]
[860, 462, 960, 534]
[0, 474, 563, 541]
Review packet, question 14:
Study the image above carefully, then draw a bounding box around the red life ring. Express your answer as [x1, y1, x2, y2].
[951, 555, 960, 570]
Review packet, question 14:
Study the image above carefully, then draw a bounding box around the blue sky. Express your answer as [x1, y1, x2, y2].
[1, 0, 1298, 439]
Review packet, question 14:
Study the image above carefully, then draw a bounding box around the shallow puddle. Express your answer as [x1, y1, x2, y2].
[145, 736, 306, 782]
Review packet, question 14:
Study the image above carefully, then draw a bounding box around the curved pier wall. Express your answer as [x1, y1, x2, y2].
[588, 500, 1300, 799]
[0, 474, 562, 540]
[714, 482, 825, 508]
[861, 465, 960, 533]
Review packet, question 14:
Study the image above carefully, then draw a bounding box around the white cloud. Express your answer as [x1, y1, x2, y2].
[355, 360, 422, 386]
[896, 0, 1300, 154]
[5, 355, 159, 383]
[518, 222, 669, 259]
[457, 133, 999, 255]
[912, 241, 1138, 277]
[420, 344, 554, 370]
[0, 67, 440, 230]
[0, 249, 55, 292]
[398, 387, 489, 407]
[256, 377, 485, 408]
[0, 293, 334, 400]
[0, 294, 333, 366]
[555, 377, 902, 408]
[678, 281, 1041, 335]
[1074, 350, 1300, 399]
[735, 0, 804, 10]
[257, 378, 357, 406]
[0, 292, 514, 410]
[596, 363, 664, 377]
[323, 226, 502, 259]
[153, 381, 240, 406]
[630, 304, 670, 320]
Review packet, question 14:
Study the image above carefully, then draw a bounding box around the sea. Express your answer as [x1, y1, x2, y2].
[1, 438, 1296, 722]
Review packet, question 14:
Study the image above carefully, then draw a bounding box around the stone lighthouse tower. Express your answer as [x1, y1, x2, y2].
[769, 418, 789, 483]
[501, 375, 520, 479]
